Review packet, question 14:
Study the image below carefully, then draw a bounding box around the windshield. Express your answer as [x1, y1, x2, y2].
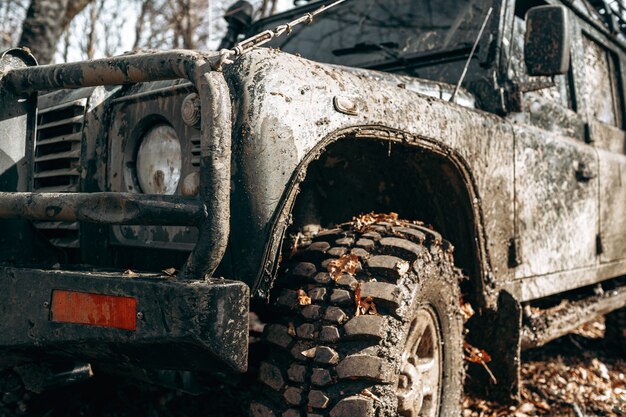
[261, 0, 492, 75]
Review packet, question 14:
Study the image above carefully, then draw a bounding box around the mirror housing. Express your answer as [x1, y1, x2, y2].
[524, 5, 570, 76]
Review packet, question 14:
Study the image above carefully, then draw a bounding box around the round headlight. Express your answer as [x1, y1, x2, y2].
[136, 124, 182, 195]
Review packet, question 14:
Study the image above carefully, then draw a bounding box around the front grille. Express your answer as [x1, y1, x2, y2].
[33, 98, 86, 248]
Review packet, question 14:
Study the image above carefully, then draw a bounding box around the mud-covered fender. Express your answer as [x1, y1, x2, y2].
[223, 49, 515, 307]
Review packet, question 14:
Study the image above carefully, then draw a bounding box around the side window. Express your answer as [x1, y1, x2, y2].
[582, 34, 623, 127]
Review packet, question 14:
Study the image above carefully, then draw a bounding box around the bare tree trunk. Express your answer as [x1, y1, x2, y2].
[62, 26, 70, 62]
[103, 0, 123, 56]
[86, 0, 98, 59]
[18, 0, 93, 64]
[258, 0, 279, 18]
[133, 0, 150, 51]
[258, 0, 268, 18]
[182, 0, 193, 49]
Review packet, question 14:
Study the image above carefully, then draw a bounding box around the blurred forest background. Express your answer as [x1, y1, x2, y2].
[0, 0, 296, 65]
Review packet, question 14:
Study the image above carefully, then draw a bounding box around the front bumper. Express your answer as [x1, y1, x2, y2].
[0, 267, 249, 373]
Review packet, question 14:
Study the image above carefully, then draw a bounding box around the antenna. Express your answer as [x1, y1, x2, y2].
[449, 7, 493, 103]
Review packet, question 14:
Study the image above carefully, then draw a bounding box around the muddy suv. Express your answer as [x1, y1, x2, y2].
[1, 0, 625, 416]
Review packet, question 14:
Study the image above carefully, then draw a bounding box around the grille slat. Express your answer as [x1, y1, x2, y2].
[33, 167, 80, 179]
[33, 184, 79, 193]
[36, 132, 82, 147]
[33, 99, 86, 249]
[191, 136, 201, 167]
[34, 149, 81, 163]
[37, 99, 87, 115]
[37, 115, 85, 131]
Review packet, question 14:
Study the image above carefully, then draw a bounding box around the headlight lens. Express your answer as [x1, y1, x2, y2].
[136, 124, 182, 195]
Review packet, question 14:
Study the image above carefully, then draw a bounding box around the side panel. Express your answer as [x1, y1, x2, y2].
[514, 127, 598, 278]
[503, 3, 626, 300]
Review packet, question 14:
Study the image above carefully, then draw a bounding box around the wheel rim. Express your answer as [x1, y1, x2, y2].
[397, 305, 443, 417]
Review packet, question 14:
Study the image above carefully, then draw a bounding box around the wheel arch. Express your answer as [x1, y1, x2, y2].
[255, 125, 495, 308]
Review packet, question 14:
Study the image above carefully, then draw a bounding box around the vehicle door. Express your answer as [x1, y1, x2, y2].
[509, 1, 599, 281]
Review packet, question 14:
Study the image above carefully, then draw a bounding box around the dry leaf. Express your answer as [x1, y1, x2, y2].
[354, 282, 362, 317]
[464, 341, 492, 364]
[367, 298, 378, 315]
[533, 400, 551, 411]
[327, 254, 360, 281]
[301, 347, 316, 358]
[287, 322, 296, 336]
[354, 283, 378, 316]
[162, 267, 177, 277]
[248, 312, 265, 334]
[464, 341, 497, 384]
[361, 296, 378, 316]
[123, 269, 138, 277]
[395, 260, 410, 275]
[460, 298, 475, 321]
[297, 289, 311, 305]
[290, 233, 303, 258]
[360, 388, 382, 403]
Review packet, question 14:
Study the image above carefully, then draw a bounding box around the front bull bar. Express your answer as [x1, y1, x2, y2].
[0, 49, 231, 279]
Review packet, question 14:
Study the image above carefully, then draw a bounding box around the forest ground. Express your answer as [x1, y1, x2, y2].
[12, 318, 624, 417]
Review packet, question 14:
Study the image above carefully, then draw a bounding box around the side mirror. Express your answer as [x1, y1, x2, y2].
[524, 5, 570, 76]
[218, 1, 254, 50]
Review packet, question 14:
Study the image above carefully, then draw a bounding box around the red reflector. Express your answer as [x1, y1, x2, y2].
[51, 290, 137, 331]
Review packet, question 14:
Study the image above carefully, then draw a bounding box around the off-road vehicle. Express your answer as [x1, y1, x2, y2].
[1, 0, 625, 415]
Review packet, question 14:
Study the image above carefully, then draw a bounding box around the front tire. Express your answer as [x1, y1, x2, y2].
[250, 217, 464, 417]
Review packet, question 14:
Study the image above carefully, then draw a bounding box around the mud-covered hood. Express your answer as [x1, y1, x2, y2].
[337, 65, 476, 109]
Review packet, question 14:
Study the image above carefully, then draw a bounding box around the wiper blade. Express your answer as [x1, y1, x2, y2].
[365, 45, 472, 72]
[332, 42, 400, 57]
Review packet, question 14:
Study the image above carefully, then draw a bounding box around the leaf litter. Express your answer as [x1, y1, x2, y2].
[352, 212, 400, 232]
[351, 211, 426, 232]
[463, 318, 626, 417]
